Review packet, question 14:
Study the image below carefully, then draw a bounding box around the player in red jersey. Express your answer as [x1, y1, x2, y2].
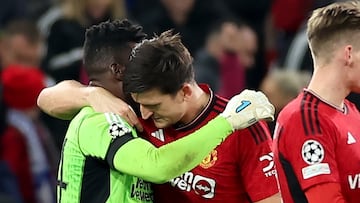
[120, 30, 279, 203]
[273, 1, 360, 203]
[37, 30, 280, 202]
[137, 86, 278, 203]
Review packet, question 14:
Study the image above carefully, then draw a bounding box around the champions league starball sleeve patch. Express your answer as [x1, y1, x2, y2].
[108, 122, 132, 140]
[301, 139, 331, 179]
[301, 139, 325, 165]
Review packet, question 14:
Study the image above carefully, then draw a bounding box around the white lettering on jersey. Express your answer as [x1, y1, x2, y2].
[348, 174, 360, 189]
[347, 132, 356, 145]
[260, 152, 277, 177]
[150, 129, 164, 142]
[170, 172, 216, 199]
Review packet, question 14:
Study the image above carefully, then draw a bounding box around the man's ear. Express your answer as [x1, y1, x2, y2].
[344, 45, 353, 67]
[109, 63, 125, 80]
[181, 83, 192, 101]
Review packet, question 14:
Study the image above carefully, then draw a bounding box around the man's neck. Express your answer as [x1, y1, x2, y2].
[89, 79, 125, 100]
[307, 66, 350, 109]
[180, 84, 210, 125]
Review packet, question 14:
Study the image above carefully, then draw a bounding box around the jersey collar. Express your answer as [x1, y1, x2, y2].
[304, 88, 348, 114]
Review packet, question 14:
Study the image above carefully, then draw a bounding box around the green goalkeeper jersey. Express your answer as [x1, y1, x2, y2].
[57, 107, 233, 203]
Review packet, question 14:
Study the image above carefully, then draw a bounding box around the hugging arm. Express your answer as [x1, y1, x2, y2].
[37, 80, 142, 130]
[37, 80, 89, 120]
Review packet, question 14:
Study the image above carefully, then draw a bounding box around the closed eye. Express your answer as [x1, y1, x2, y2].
[142, 104, 160, 110]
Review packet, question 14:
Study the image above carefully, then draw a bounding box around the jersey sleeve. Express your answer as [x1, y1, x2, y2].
[237, 121, 279, 202]
[277, 112, 339, 191]
[78, 111, 136, 160]
[112, 115, 234, 184]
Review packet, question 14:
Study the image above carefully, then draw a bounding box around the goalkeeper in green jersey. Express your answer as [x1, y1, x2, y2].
[48, 20, 274, 203]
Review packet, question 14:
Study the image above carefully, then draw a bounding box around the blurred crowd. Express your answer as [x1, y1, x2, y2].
[0, 0, 357, 202]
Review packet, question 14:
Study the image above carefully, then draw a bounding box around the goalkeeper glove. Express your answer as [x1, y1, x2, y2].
[220, 89, 275, 130]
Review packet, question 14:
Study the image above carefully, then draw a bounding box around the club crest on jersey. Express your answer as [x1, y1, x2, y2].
[302, 139, 325, 165]
[108, 122, 131, 140]
[200, 150, 217, 169]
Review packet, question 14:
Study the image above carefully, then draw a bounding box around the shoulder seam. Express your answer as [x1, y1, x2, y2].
[300, 93, 322, 136]
[248, 123, 269, 145]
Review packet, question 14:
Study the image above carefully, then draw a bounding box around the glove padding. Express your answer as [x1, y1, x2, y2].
[220, 89, 275, 130]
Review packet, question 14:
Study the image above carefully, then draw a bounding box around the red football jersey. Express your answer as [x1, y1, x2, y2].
[139, 85, 279, 203]
[274, 90, 360, 203]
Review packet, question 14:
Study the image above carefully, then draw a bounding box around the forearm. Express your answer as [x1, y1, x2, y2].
[114, 116, 232, 183]
[37, 80, 90, 120]
[254, 193, 281, 203]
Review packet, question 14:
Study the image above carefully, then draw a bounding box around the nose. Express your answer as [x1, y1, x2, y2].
[140, 105, 153, 120]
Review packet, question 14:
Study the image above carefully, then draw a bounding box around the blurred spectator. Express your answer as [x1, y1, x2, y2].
[135, 0, 230, 54]
[0, 21, 37, 202]
[0, 160, 22, 203]
[194, 19, 257, 98]
[0, 20, 44, 70]
[0, 81, 23, 203]
[42, 0, 126, 83]
[0, 19, 67, 151]
[37, 0, 66, 37]
[221, 0, 272, 89]
[1, 65, 58, 203]
[259, 68, 311, 133]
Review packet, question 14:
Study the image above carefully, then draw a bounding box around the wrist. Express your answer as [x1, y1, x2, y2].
[213, 115, 234, 133]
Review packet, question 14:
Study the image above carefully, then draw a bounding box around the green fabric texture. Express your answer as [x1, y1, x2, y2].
[57, 107, 232, 203]
[113, 115, 233, 183]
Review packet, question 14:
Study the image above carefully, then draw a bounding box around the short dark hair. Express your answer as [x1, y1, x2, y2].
[124, 30, 194, 95]
[2, 19, 42, 44]
[83, 19, 146, 78]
